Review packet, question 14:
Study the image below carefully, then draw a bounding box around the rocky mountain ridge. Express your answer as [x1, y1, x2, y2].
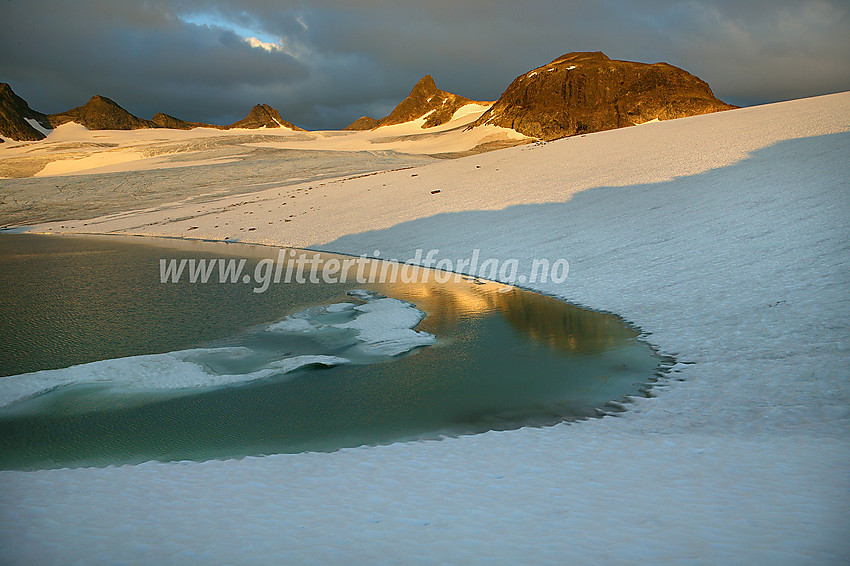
[2, 53, 735, 142]
[0, 83, 53, 143]
[0, 86, 303, 140]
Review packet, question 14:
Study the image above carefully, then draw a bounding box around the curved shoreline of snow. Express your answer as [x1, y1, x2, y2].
[3, 93, 849, 565]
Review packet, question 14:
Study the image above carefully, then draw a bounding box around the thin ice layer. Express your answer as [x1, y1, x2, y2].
[0, 290, 435, 409]
[0, 349, 348, 409]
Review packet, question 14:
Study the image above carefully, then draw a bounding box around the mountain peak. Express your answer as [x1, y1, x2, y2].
[472, 52, 735, 140]
[0, 83, 52, 141]
[412, 75, 438, 95]
[225, 103, 303, 130]
[551, 51, 611, 64]
[85, 94, 123, 107]
[151, 112, 211, 130]
[48, 94, 156, 130]
[343, 115, 379, 131]
[374, 75, 482, 129]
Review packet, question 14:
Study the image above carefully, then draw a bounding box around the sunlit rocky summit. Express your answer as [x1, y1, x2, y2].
[47, 94, 157, 131]
[346, 75, 490, 130]
[472, 51, 736, 140]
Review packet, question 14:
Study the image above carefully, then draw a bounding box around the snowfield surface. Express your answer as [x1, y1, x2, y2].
[23, 118, 51, 137]
[2, 93, 850, 564]
[0, 102, 515, 179]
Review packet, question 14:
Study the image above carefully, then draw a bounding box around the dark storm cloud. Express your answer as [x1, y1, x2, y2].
[0, 0, 310, 124]
[1, 0, 848, 130]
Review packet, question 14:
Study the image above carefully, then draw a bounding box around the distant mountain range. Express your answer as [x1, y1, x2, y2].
[149, 104, 303, 131]
[0, 90, 304, 143]
[0, 51, 735, 143]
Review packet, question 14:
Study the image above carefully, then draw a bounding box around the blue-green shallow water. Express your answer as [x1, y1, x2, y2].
[0, 234, 662, 470]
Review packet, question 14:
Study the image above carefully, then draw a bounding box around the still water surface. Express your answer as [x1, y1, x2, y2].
[0, 234, 661, 469]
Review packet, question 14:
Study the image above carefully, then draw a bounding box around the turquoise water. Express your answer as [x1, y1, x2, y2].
[0, 234, 662, 469]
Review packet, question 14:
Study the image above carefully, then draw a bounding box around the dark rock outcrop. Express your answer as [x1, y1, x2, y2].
[471, 51, 736, 141]
[225, 104, 303, 130]
[155, 105, 303, 131]
[47, 95, 157, 130]
[374, 75, 487, 129]
[344, 115, 379, 130]
[0, 83, 52, 141]
[151, 113, 212, 130]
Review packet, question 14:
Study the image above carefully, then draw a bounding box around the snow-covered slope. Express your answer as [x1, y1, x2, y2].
[3, 92, 849, 565]
[0, 102, 519, 179]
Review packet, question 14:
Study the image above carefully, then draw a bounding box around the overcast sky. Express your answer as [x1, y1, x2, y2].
[1, 0, 848, 130]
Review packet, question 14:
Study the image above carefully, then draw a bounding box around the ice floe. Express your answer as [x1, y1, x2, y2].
[0, 290, 433, 409]
[266, 289, 436, 357]
[0, 347, 348, 409]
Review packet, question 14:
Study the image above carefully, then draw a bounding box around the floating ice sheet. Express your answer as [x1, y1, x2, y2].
[0, 290, 433, 409]
[0, 348, 348, 409]
[266, 290, 436, 357]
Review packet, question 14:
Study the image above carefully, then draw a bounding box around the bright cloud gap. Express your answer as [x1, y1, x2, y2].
[179, 12, 279, 46]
